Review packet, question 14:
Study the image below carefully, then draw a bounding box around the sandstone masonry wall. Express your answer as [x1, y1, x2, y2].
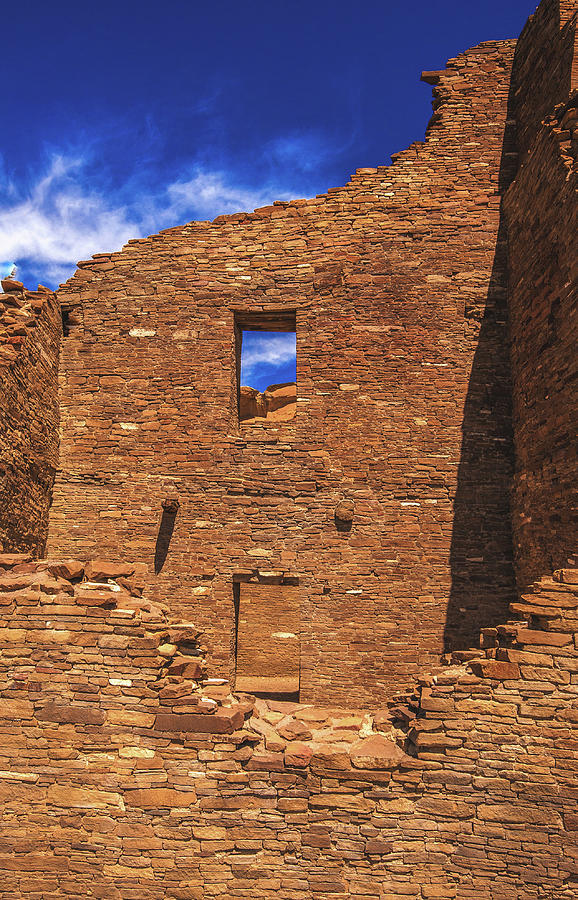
[0, 281, 60, 555]
[0, 551, 576, 899]
[0, 6, 576, 894]
[50, 40, 518, 704]
[510, 0, 578, 160]
[505, 89, 577, 585]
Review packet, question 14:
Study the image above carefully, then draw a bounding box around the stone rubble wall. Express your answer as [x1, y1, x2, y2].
[511, 0, 578, 160]
[0, 550, 576, 899]
[0, 2, 576, 895]
[0, 280, 61, 555]
[505, 93, 578, 587]
[49, 39, 519, 704]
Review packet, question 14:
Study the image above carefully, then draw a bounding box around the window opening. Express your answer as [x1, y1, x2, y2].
[235, 312, 296, 424]
[61, 308, 71, 337]
[61, 304, 81, 336]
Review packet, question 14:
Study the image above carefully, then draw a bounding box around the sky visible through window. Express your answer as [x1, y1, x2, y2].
[240, 331, 296, 393]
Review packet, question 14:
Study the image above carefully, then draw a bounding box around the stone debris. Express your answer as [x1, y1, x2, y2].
[0, 550, 576, 896]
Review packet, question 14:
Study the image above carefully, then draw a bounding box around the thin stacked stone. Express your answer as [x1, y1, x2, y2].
[0, 550, 576, 897]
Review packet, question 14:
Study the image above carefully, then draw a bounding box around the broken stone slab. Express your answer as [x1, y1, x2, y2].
[309, 742, 352, 771]
[0, 571, 74, 595]
[245, 751, 285, 772]
[297, 706, 332, 724]
[154, 706, 244, 734]
[468, 659, 521, 680]
[46, 559, 84, 581]
[421, 70, 445, 85]
[36, 702, 105, 726]
[73, 587, 120, 608]
[121, 597, 167, 618]
[197, 697, 218, 712]
[284, 741, 313, 767]
[410, 730, 462, 750]
[167, 656, 205, 679]
[264, 730, 287, 753]
[508, 627, 573, 647]
[1, 278, 24, 293]
[265, 699, 301, 714]
[166, 624, 203, 644]
[10, 560, 53, 574]
[84, 558, 136, 582]
[202, 684, 237, 704]
[0, 553, 33, 569]
[158, 680, 199, 701]
[349, 735, 411, 770]
[278, 719, 312, 741]
[372, 707, 394, 730]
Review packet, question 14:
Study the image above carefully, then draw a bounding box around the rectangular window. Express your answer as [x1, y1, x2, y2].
[235, 312, 296, 424]
[235, 583, 300, 695]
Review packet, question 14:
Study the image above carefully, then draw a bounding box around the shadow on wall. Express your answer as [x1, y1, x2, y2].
[444, 106, 519, 652]
[154, 505, 179, 574]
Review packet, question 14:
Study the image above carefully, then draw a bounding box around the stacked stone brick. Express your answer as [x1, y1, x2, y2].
[505, 89, 578, 586]
[50, 38, 519, 703]
[0, 0, 576, 895]
[0, 279, 60, 555]
[0, 551, 576, 898]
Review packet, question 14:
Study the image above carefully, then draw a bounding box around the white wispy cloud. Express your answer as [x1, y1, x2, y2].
[166, 170, 293, 220]
[240, 332, 296, 381]
[0, 158, 291, 276]
[264, 132, 336, 173]
[0, 155, 140, 279]
[0, 129, 339, 288]
[263, 127, 358, 175]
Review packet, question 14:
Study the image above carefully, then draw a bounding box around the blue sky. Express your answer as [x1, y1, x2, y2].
[0, 0, 537, 387]
[241, 331, 297, 391]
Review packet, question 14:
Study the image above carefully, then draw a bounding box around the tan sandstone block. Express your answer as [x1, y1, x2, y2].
[47, 785, 123, 809]
[124, 788, 196, 808]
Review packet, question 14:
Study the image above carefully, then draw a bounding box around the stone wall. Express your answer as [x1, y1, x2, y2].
[0, 3, 576, 895]
[0, 550, 576, 898]
[49, 39, 518, 704]
[505, 87, 577, 588]
[0, 280, 60, 555]
[510, 0, 578, 159]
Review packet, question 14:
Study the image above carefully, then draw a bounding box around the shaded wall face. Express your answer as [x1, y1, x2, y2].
[504, 0, 578, 589]
[0, 286, 61, 555]
[505, 101, 578, 587]
[50, 43, 517, 705]
[511, 0, 578, 159]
